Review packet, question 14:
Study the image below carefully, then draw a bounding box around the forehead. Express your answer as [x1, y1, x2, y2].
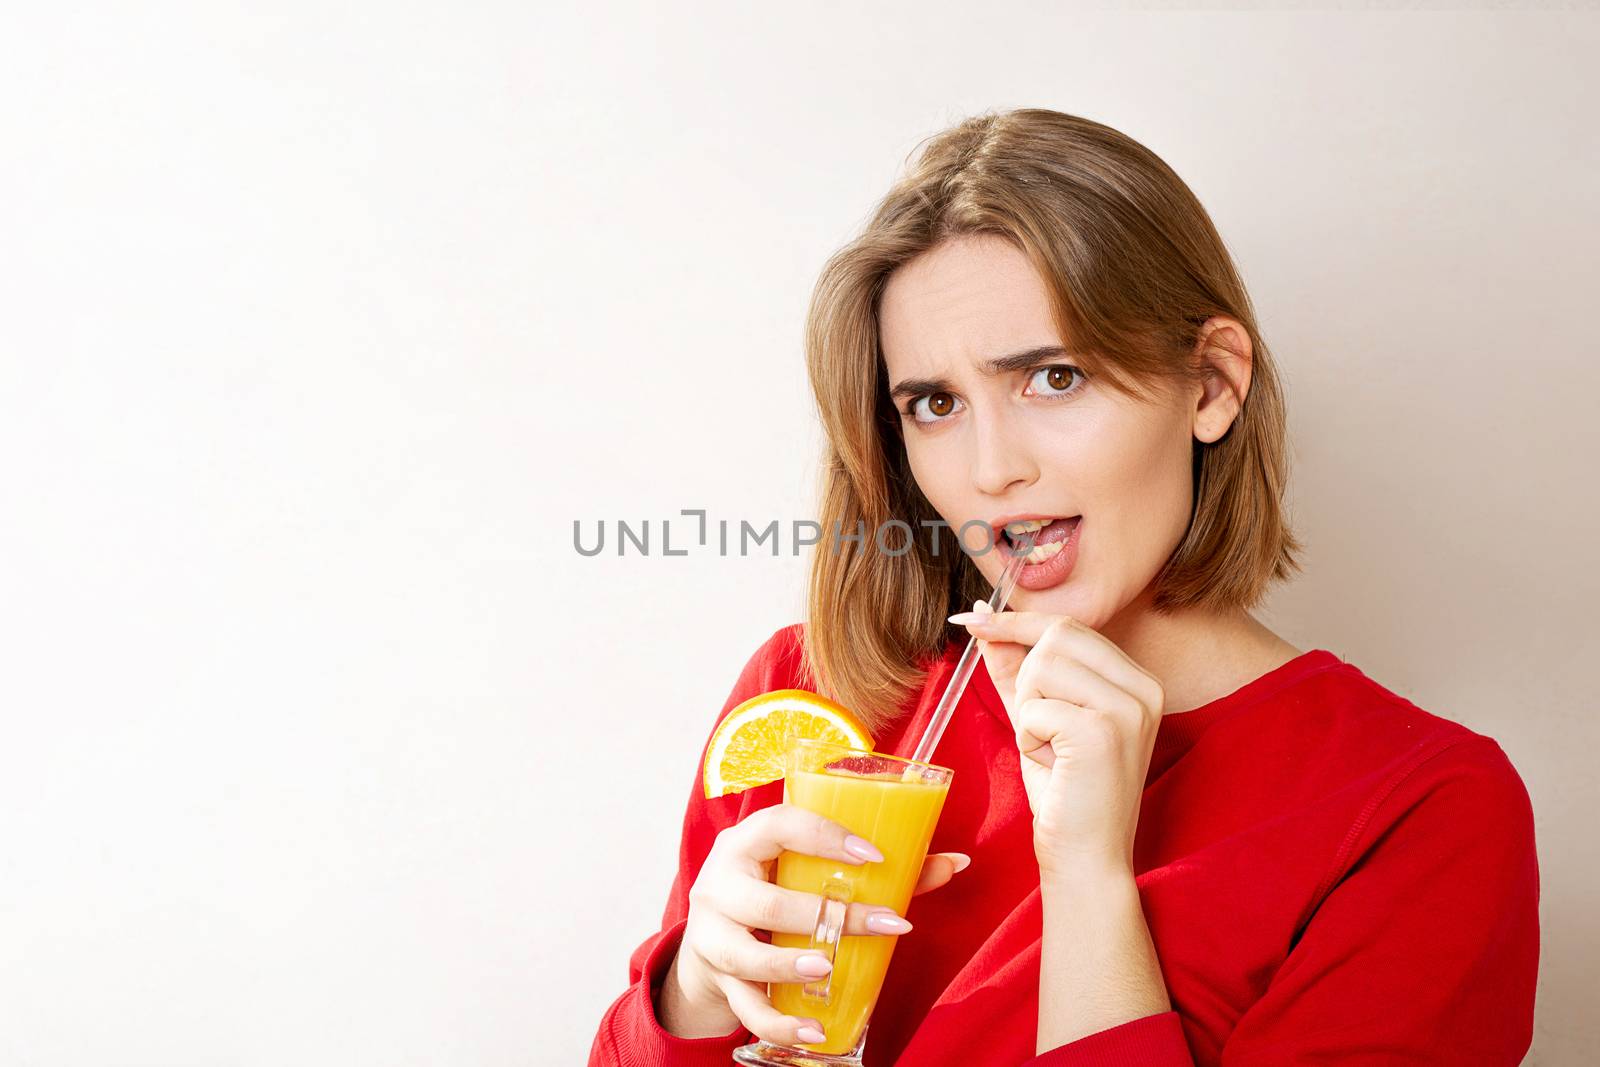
[879, 234, 1060, 374]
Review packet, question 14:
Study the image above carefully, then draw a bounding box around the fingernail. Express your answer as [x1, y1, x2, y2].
[866, 911, 913, 935]
[796, 1026, 826, 1044]
[947, 612, 989, 625]
[844, 835, 884, 862]
[795, 954, 832, 978]
[948, 852, 972, 874]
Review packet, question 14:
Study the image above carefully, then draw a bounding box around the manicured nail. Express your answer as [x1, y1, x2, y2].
[947, 612, 990, 625]
[866, 912, 912, 935]
[844, 835, 884, 862]
[795, 954, 832, 978]
[948, 852, 972, 874]
[796, 1026, 826, 1044]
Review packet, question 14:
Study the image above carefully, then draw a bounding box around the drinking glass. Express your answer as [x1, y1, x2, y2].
[732, 737, 954, 1066]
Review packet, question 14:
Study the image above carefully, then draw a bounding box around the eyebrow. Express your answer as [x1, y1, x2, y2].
[886, 344, 1074, 402]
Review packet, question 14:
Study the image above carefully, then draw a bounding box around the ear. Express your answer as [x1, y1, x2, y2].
[1190, 316, 1254, 444]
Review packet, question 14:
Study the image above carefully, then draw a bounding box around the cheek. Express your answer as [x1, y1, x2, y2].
[1050, 409, 1193, 550]
[903, 441, 954, 512]
[1033, 407, 1139, 500]
[904, 440, 988, 554]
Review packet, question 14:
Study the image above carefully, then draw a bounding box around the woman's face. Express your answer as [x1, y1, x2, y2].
[878, 234, 1215, 628]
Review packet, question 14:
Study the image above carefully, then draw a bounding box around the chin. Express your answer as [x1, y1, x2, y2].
[1011, 585, 1082, 618]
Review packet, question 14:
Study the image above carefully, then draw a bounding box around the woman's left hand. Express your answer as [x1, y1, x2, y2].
[948, 601, 1166, 881]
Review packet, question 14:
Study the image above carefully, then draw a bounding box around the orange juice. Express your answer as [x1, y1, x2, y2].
[769, 752, 952, 1056]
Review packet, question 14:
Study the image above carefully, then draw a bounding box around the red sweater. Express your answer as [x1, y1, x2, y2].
[589, 624, 1540, 1066]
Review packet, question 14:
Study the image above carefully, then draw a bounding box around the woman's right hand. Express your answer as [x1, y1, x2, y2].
[656, 802, 970, 1046]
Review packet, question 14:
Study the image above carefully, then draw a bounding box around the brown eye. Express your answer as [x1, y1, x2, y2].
[1028, 364, 1085, 398]
[908, 391, 962, 424]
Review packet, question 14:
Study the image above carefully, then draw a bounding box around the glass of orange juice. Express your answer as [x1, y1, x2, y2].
[732, 737, 954, 1066]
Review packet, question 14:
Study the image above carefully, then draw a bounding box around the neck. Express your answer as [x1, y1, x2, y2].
[1097, 588, 1302, 715]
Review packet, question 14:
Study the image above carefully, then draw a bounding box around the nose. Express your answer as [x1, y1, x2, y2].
[970, 407, 1039, 498]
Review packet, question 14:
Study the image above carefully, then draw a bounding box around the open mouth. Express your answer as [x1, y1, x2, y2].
[1000, 516, 1081, 565]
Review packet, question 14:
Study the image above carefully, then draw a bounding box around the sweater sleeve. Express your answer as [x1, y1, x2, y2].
[1024, 734, 1539, 1067]
[1218, 734, 1540, 1064]
[587, 625, 804, 1067]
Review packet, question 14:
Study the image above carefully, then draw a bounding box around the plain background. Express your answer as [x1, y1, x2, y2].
[2, 4, 1596, 1065]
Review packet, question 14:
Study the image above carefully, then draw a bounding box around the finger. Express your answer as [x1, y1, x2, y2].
[717, 973, 828, 1048]
[1015, 651, 1138, 719]
[911, 852, 971, 895]
[1014, 696, 1069, 766]
[966, 602, 1027, 707]
[697, 915, 843, 984]
[1016, 695, 1122, 765]
[729, 804, 885, 867]
[947, 607, 1057, 646]
[712, 878, 914, 937]
[958, 610, 1162, 709]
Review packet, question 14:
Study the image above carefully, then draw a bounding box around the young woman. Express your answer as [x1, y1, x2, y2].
[587, 109, 1539, 1065]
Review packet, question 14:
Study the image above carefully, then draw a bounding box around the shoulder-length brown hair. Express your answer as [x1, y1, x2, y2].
[798, 107, 1304, 737]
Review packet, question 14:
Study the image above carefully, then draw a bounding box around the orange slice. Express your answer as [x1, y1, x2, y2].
[702, 689, 873, 799]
